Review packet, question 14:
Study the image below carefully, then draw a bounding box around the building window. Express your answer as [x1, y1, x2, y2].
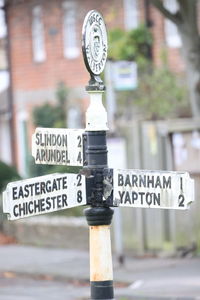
[0, 6, 7, 38]
[123, 0, 139, 30]
[62, 0, 79, 59]
[164, 0, 182, 48]
[32, 5, 46, 63]
[17, 111, 29, 177]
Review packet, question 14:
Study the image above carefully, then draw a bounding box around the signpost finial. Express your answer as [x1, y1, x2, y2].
[82, 10, 108, 90]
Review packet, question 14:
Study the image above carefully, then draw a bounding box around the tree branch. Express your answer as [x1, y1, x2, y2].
[150, 0, 181, 25]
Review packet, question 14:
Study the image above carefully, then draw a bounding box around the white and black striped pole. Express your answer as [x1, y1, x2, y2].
[82, 10, 115, 300]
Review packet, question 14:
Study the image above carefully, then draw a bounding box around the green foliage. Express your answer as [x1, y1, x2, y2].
[134, 66, 189, 119]
[32, 82, 68, 128]
[33, 103, 60, 128]
[108, 25, 152, 66]
[29, 157, 80, 178]
[55, 82, 68, 128]
[0, 161, 21, 193]
[31, 82, 69, 177]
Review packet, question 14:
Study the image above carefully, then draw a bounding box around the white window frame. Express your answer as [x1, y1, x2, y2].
[0, 6, 6, 38]
[123, 0, 139, 30]
[17, 111, 28, 177]
[32, 5, 46, 63]
[164, 0, 182, 48]
[62, 0, 79, 59]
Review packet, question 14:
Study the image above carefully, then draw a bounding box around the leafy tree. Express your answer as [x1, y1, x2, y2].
[0, 161, 21, 193]
[33, 103, 60, 128]
[108, 25, 152, 66]
[133, 66, 189, 119]
[30, 82, 69, 177]
[150, 0, 200, 117]
[33, 82, 68, 128]
[108, 24, 188, 119]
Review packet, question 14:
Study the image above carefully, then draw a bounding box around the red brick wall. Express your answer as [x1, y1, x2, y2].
[6, 0, 188, 171]
[149, 4, 185, 73]
[6, 0, 187, 93]
[6, 0, 125, 92]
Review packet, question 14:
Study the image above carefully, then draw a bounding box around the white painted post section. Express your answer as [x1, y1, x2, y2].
[90, 225, 113, 282]
[86, 91, 108, 131]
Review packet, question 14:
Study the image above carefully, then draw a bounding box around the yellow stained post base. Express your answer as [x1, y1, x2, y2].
[90, 225, 113, 282]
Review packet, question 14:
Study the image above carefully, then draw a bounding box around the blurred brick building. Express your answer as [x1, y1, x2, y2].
[3, 0, 185, 175]
[0, 2, 12, 166]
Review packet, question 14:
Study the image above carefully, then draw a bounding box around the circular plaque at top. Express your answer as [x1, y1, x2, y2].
[82, 10, 108, 76]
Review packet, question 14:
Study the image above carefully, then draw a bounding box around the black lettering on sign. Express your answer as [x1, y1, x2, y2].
[118, 174, 123, 186]
[29, 183, 34, 196]
[163, 176, 171, 189]
[40, 198, 45, 212]
[154, 192, 160, 206]
[146, 193, 152, 205]
[178, 194, 185, 207]
[52, 179, 58, 192]
[147, 176, 154, 188]
[132, 191, 138, 203]
[125, 175, 131, 187]
[57, 195, 62, 209]
[36, 132, 40, 145]
[77, 190, 82, 203]
[132, 175, 138, 187]
[77, 135, 82, 147]
[12, 187, 17, 200]
[24, 185, 29, 197]
[77, 152, 82, 164]
[118, 191, 125, 203]
[13, 204, 19, 217]
[155, 177, 162, 188]
[28, 201, 34, 214]
[46, 180, 51, 193]
[180, 177, 183, 190]
[62, 194, 68, 207]
[63, 176, 68, 189]
[76, 174, 82, 186]
[41, 149, 45, 161]
[18, 186, 24, 199]
[46, 197, 51, 210]
[124, 192, 131, 204]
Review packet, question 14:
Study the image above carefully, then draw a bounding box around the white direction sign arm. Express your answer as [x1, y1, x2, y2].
[32, 128, 84, 167]
[3, 173, 86, 220]
[112, 169, 194, 210]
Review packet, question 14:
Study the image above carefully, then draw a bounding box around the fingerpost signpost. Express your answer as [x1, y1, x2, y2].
[3, 10, 195, 300]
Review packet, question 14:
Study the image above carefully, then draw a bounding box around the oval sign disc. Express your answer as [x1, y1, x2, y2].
[82, 10, 108, 76]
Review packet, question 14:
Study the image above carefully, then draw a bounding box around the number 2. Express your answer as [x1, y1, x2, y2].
[76, 174, 82, 186]
[77, 136, 82, 147]
[178, 195, 185, 207]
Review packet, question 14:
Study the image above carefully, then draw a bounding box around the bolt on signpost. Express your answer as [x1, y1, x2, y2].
[2, 10, 195, 300]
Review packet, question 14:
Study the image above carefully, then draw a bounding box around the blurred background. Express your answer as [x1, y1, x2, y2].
[0, 0, 200, 259]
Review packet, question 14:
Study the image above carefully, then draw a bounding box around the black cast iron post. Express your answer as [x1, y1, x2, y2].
[82, 10, 115, 300]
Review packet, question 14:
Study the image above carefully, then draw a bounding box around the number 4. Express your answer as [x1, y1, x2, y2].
[77, 152, 82, 164]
